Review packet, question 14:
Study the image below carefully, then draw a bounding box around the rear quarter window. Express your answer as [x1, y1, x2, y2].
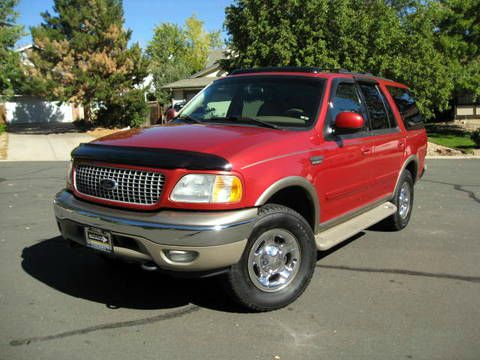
[387, 86, 423, 130]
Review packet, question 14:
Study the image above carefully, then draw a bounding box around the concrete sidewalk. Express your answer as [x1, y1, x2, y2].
[6, 133, 94, 161]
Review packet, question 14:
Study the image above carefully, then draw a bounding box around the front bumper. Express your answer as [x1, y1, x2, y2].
[54, 190, 257, 271]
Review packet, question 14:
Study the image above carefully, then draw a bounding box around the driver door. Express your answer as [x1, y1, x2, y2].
[314, 78, 378, 223]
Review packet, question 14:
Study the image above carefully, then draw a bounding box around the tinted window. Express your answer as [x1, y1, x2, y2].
[387, 86, 423, 129]
[358, 83, 392, 130]
[382, 94, 397, 128]
[329, 82, 363, 126]
[179, 77, 325, 129]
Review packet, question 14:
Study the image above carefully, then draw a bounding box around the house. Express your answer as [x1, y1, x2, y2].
[162, 50, 227, 106]
[454, 92, 480, 122]
[3, 44, 83, 124]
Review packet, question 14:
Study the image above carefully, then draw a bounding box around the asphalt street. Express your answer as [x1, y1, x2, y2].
[0, 160, 479, 360]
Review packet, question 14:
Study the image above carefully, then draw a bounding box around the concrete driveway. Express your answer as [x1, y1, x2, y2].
[6, 132, 94, 161]
[0, 160, 479, 359]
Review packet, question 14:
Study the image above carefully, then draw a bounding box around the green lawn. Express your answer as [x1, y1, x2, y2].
[426, 124, 477, 153]
[0, 124, 6, 135]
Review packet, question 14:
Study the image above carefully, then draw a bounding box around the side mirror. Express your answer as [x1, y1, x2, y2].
[334, 112, 364, 133]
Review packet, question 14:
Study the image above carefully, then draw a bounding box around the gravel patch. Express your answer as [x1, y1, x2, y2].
[0, 132, 8, 160]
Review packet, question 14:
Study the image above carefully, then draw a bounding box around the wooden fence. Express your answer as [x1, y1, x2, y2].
[0, 104, 5, 124]
[146, 101, 167, 126]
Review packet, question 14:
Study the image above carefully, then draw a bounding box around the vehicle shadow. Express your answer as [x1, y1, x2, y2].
[21, 236, 246, 313]
[23, 233, 368, 313]
[316, 231, 365, 261]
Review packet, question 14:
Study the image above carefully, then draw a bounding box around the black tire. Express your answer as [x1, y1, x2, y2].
[381, 170, 414, 231]
[226, 204, 316, 312]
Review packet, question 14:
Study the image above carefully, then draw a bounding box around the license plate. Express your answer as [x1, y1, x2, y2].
[85, 227, 112, 253]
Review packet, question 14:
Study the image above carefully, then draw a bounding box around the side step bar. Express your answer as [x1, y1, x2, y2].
[315, 202, 397, 251]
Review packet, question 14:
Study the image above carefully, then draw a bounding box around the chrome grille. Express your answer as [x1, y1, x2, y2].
[75, 164, 165, 205]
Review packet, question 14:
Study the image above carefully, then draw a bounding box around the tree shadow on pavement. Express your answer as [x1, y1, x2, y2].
[21, 236, 247, 313]
[7, 122, 79, 134]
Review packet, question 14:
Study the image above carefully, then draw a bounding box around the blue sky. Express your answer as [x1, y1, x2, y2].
[15, 0, 233, 48]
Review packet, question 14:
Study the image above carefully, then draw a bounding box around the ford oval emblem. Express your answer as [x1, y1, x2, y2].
[99, 178, 117, 191]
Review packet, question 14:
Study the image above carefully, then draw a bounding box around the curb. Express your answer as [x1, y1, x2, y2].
[426, 156, 480, 159]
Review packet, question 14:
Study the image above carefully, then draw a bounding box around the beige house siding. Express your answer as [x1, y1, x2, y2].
[162, 50, 228, 106]
[455, 93, 480, 120]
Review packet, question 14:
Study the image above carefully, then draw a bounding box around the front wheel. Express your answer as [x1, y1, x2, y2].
[226, 204, 316, 312]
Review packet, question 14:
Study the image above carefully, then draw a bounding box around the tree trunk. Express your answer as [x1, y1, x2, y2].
[84, 103, 92, 125]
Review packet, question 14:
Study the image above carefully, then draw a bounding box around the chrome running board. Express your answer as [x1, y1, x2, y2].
[315, 202, 397, 251]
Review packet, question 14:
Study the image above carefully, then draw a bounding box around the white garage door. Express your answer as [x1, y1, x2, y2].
[5, 96, 74, 124]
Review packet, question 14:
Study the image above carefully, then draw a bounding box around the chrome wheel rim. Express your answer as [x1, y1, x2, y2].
[247, 229, 301, 292]
[398, 182, 411, 219]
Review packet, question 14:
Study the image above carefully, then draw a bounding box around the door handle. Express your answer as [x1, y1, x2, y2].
[361, 146, 372, 155]
[398, 140, 406, 151]
[310, 156, 324, 165]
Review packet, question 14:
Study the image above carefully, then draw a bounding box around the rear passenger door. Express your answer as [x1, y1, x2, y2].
[356, 80, 405, 198]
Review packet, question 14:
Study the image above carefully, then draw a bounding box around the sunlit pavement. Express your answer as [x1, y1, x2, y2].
[1, 160, 479, 360]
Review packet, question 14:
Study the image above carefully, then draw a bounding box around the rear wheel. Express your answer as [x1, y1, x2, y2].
[226, 204, 316, 312]
[382, 170, 414, 231]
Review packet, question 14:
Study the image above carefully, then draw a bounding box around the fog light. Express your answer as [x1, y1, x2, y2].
[164, 250, 198, 263]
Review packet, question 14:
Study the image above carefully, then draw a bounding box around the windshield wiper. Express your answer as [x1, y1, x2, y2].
[208, 116, 280, 130]
[175, 115, 202, 124]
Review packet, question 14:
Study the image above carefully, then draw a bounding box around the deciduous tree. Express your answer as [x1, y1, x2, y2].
[223, 0, 462, 118]
[147, 15, 222, 105]
[436, 0, 480, 100]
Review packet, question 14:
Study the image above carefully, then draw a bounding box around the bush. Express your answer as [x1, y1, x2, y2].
[96, 89, 148, 128]
[0, 123, 6, 134]
[73, 119, 93, 131]
[471, 129, 480, 148]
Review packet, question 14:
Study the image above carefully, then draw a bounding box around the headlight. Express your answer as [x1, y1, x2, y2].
[171, 174, 243, 203]
[66, 160, 73, 190]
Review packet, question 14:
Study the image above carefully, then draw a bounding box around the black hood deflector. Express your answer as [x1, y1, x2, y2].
[71, 143, 231, 171]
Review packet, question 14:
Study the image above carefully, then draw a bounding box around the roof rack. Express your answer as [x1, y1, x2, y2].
[229, 66, 379, 78]
[230, 67, 324, 75]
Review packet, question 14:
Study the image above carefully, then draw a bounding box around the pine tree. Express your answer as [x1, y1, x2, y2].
[28, 0, 148, 123]
[0, 0, 24, 100]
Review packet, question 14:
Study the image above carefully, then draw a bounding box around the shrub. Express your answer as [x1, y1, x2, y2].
[471, 129, 480, 148]
[96, 89, 148, 128]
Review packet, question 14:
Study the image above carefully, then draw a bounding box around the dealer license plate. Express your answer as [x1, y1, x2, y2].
[85, 227, 113, 253]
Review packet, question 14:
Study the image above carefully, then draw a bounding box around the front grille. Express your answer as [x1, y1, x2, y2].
[75, 164, 165, 205]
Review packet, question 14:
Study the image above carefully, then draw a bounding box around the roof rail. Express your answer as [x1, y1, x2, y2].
[230, 67, 325, 75]
[229, 67, 394, 81]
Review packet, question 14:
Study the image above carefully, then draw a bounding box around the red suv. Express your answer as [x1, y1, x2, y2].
[54, 68, 427, 311]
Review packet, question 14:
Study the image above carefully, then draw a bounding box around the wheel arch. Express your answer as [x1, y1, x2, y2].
[255, 176, 320, 233]
[394, 155, 419, 195]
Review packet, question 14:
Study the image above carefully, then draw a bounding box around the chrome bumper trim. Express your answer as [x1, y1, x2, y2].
[54, 190, 257, 247]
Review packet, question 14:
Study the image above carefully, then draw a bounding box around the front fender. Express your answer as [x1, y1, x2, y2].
[255, 176, 320, 233]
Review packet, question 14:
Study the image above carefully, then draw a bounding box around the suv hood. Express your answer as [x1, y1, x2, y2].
[88, 123, 309, 170]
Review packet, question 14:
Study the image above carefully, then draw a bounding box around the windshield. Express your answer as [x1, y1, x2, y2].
[178, 76, 325, 129]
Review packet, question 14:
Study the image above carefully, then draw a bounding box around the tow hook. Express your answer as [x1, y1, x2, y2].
[141, 261, 159, 271]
